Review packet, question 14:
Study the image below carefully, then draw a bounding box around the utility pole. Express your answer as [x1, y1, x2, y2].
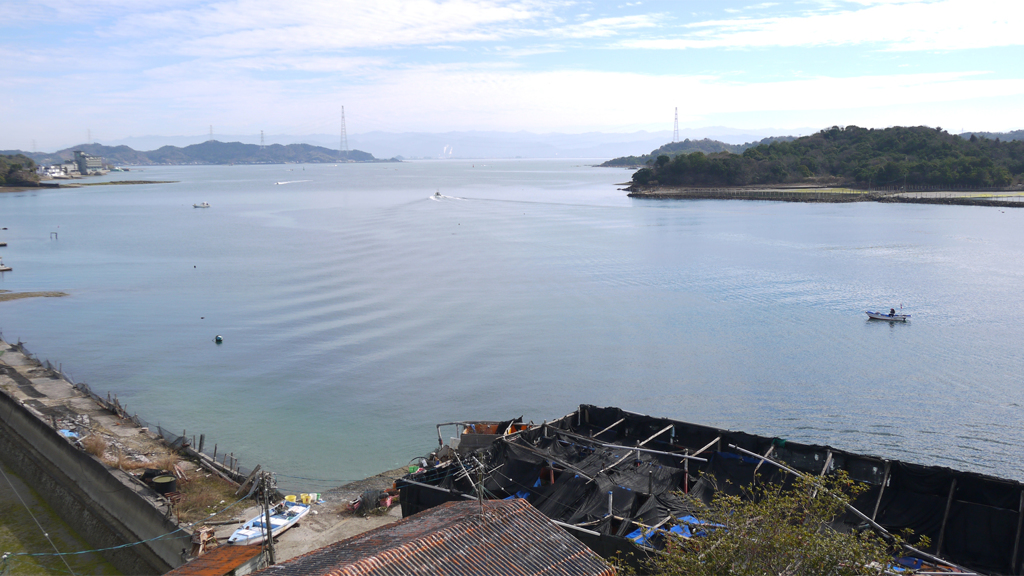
[340, 106, 348, 160]
[260, 130, 265, 150]
[261, 472, 276, 565]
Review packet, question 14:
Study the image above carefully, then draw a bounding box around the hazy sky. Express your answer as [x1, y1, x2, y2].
[2, 0, 1022, 150]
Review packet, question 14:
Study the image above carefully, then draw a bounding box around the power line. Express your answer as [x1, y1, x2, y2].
[340, 106, 348, 158]
[0, 463, 76, 575]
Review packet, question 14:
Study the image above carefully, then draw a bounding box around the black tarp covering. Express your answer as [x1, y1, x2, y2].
[399, 405, 1024, 575]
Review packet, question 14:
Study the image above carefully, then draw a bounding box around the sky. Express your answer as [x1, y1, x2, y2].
[2, 0, 1023, 150]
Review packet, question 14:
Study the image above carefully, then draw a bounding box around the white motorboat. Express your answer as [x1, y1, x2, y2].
[866, 311, 910, 322]
[193, 202, 210, 208]
[227, 500, 310, 546]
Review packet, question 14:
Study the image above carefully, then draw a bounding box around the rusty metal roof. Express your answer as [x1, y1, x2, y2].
[165, 544, 264, 576]
[252, 498, 615, 576]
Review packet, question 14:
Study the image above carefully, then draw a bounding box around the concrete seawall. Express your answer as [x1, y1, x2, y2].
[0, 341, 190, 574]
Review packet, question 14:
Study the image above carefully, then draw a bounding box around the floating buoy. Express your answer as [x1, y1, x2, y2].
[214, 335, 223, 344]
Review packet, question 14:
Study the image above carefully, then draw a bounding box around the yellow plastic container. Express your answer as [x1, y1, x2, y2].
[285, 495, 296, 503]
[300, 493, 310, 504]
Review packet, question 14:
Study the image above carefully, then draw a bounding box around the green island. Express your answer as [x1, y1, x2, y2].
[624, 126, 1024, 191]
[0, 153, 38, 188]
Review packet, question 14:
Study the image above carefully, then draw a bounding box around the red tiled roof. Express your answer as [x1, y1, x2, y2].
[165, 544, 264, 576]
[253, 499, 614, 576]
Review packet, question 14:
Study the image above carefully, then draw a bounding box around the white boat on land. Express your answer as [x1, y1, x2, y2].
[866, 311, 910, 321]
[193, 202, 210, 208]
[227, 501, 310, 545]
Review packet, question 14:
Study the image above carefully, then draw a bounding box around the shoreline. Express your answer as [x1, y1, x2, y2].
[0, 336, 406, 572]
[627, 186, 1024, 207]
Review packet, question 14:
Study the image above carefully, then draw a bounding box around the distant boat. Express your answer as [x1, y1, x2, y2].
[227, 500, 310, 546]
[866, 310, 910, 322]
[193, 202, 210, 208]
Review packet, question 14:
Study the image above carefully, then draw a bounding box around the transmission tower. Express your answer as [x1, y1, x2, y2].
[260, 130, 265, 150]
[340, 106, 348, 158]
[673, 108, 679, 143]
[87, 129, 92, 145]
[209, 125, 213, 142]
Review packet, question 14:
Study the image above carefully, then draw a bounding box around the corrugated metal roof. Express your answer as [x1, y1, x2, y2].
[165, 544, 264, 576]
[253, 499, 615, 576]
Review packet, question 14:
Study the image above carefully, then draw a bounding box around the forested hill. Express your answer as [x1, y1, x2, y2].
[6, 141, 388, 166]
[600, 136, 797, 167]
[630, 126, 1024, 189]
[0, 153, 39, 186]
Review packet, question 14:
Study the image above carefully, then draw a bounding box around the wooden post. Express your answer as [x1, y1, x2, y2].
[236, 465, 262, 496]
[213, 444, 217, 461]
[198, 434, 205, 454]
[936, 478, 957, 554]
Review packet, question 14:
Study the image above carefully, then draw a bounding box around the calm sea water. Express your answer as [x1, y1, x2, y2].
[1, 160, 1023, 494]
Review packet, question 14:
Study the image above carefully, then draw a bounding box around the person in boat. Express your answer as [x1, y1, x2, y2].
[889, 308, 896, 317]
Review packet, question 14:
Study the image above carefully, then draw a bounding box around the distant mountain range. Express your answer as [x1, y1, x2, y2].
[0, 141, 385, 167]
[22, 128, 815, 161]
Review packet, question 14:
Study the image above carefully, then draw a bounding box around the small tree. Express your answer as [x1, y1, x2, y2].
[647, 471, 919, 576]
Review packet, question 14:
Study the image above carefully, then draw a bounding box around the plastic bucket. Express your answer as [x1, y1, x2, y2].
[300, 493, 310, 504]
[152, 475, 177, 494]
[285, 495, 296, 503]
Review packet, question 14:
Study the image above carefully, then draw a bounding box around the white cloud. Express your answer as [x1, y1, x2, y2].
[624, 0, 1024, 51]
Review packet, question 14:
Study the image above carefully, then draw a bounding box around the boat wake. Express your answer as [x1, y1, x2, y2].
[275, 180, 311, 185]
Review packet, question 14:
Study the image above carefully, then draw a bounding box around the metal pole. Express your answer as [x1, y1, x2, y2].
[1012, 490, 1024, 571]
[263, 473, 276, 565]
[936, 479, 957, 555]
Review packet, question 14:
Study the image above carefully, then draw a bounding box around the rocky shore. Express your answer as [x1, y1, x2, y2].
[626, 185, 1024, 207]
[0, 337, 407, 572]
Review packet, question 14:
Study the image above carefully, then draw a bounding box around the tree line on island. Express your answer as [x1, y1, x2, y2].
[622, 126, 1024, 190]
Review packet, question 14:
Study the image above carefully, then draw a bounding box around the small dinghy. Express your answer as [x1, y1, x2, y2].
[866, 310, 910, 322]
[227, 500, 310, 546]
[193, 202, 210, 208]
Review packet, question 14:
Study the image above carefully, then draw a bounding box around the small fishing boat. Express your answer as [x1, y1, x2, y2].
[866, 311, 910, 321]
[227, 500, 310, 546]
[193, 202, 210, 208]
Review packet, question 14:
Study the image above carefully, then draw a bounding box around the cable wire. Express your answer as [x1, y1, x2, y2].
[0, 463, 77, 575]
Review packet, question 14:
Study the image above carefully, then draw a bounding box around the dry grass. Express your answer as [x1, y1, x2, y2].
[81, 435, 107, 458]
[106, 446, 150, 471]
[175, 472, 242, 523]
[152, 453, 180, 471]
